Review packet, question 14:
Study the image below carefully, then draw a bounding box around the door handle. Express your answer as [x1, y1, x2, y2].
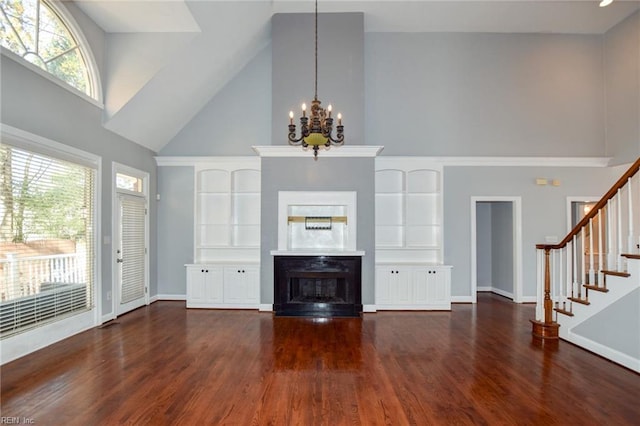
[116, 258, 123, 263]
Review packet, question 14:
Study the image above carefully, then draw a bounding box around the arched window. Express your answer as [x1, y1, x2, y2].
[0, 0, 100, 100]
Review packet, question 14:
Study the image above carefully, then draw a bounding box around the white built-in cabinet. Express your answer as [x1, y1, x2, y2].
[186, 158, 261, 309]
[375, 264, 451, 310]
[375, 158, 451, 310]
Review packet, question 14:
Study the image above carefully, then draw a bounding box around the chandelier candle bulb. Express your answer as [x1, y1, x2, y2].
[328, 104, 332, 117]
[338, 113, 342, 125]
[289, 111, 294, 124]
[302, 103, 307, 117]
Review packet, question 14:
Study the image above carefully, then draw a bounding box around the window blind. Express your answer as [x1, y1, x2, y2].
[120, 195, 145, 304]
[0, 143, 95, 337]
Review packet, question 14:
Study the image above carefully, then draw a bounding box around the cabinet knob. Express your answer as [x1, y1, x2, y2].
[205, 269, 209, 273]
[201, 269, 204, 273]
[242, 270, 245, 273]
[237, 270, 241, 273]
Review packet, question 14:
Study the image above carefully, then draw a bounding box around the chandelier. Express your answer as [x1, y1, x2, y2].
[288, 0, 344, 160]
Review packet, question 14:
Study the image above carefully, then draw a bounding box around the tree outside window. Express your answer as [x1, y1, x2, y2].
[0, 0, 93, 97]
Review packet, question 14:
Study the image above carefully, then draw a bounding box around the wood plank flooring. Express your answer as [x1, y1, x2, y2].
[1, 293, 639, 425]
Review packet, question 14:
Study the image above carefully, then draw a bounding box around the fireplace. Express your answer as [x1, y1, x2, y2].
[274, 256, 362, 317]
[271, 191, 364, 317]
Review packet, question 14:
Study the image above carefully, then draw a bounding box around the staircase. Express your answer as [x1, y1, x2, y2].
[531, 158, 640, 373]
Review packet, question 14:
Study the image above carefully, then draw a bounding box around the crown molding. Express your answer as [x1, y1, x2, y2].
[154, 156, 259, 166]
[377, 156, 611, 167]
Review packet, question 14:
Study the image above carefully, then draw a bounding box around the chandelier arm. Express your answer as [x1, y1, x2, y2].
[326, 134, 345, 145]
[288, 134, 305, 145]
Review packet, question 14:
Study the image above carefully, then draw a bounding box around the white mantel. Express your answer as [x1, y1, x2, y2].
[252, 145, 384, 158]
[270, 250, 365, 256]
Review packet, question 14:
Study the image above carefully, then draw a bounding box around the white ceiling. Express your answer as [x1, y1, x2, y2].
[71, 0, 640, 152]
[75, 0, 640, 35]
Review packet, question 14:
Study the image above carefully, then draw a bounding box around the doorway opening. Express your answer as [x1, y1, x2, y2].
[567, 196, 601, 284]
[471, 197, 523, 303]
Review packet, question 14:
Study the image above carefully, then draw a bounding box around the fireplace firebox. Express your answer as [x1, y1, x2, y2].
[274, 256, 362, 317]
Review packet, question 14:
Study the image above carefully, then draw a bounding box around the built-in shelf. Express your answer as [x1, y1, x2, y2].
[194, 160, 261, 262]
[375, 158, 443, 263]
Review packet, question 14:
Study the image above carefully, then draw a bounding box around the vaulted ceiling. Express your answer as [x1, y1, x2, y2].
[73, 0, 640, 152]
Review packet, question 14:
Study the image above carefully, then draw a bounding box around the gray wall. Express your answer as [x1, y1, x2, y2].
[157, 167, 194, 296]
[261, 158, 375, 304]
[573, 288, 640, 359]
[272, 12, 365, 146]
[604, 11, 640, 164]
[492, 201, 514, 295]
[160, 45, 272, 156]
[476, 202, 493, 287]
[365, 32, 605, 156]
[1, 60, 158, 318]
[444, 166, 616, 299]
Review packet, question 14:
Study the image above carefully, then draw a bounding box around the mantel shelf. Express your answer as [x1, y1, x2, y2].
[252, 145, 384, 158]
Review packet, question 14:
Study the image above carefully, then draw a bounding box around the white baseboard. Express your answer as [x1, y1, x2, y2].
[451, 296, 475, 303]
[567, 331, 640, 373]
[259, 304, 273, 312]
[477, 286, 492, 292]
[490, 287, 514, 300]
[101, 313, 117, 323]
[477, 287, 535, 303]
[363, 304, 377, 312]
[156, 294, 186, 301]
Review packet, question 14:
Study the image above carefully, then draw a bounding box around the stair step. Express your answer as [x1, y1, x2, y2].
[583, 284, 609, 293]
[568, 297, 590, 305]
[602, 270, 631, 278]
[621, 254, 640, 260]
[554, 307, 574, 317]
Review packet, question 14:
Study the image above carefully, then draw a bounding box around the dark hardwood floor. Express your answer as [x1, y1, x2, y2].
[1, 293, 639, 425]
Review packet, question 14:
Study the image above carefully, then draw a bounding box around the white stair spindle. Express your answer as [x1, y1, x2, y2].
[628, 177, 634, 253]
[617, 188, 623, 271]
[589, 218, 595, 285]
[572, 235, 578, 297]
[607, 199, 614, 270]
[566, 243, 572, 298]
[560, 246, 565, 298]
[598, 208, 603, 285]
[580, 229, 586, 291]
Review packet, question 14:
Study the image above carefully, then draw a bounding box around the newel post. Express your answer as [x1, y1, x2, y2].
[531, 246, 559, 340]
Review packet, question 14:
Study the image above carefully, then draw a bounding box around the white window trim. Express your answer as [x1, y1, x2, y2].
[0, 124, 102, 365]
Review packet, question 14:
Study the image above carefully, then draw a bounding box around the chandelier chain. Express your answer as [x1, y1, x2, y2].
[314, 0, 318, 100]
[287, 0, 344, 159]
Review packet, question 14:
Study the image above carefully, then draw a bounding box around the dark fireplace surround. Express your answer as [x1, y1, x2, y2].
[274, 256, 362, 317]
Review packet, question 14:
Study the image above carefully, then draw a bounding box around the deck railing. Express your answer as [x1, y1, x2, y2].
[532, 157, 640, 338]
[0, 253, 86, 302]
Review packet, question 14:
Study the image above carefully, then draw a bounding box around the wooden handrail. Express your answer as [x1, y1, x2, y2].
[532, 157, 639, 339]
[537, 157, 640, 251]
